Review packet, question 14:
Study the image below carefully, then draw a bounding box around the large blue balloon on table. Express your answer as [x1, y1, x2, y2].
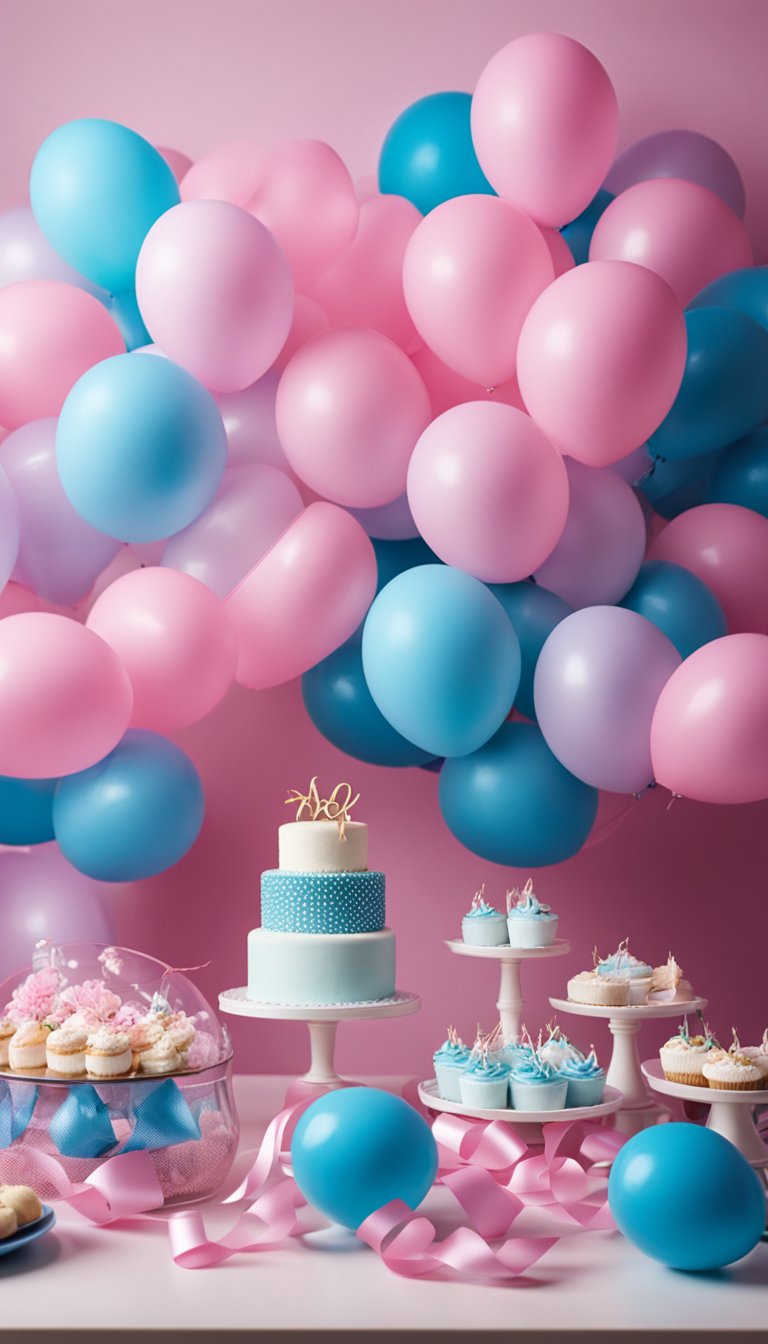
[0, 776, 57, 846]
[487, 581, 572, 722]
[706, 426, 768, 518]
[608, 1123, 765, 1270]
[619, 561, 727, 660]
[689, 265, 768, 331]
[378, 92, 493, 214]
[291, 1088, 438, 1230]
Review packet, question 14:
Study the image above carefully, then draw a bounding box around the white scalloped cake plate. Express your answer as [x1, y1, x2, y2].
[446, 938, 570, 960]
[642, 1059, 768, 1105]
[219, 987, 420, 1021]
[549, 995, 707, 1021]
[418, 1078, 623, 1124]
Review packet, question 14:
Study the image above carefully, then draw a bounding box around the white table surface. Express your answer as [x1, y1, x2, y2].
[0, 1074, 765, 1341]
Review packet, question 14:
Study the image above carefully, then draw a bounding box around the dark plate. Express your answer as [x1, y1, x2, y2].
[0, 1206, 56, 1257]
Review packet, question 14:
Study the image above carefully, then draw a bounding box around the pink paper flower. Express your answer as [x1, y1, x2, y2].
[56, 978, 122, 1026]
[113, 1001, 148, 1030]
[5, 968, 61, 1025]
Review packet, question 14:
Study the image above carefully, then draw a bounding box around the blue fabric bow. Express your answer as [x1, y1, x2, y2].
[50, 1078, 201, 1160]
[0, 1080, 38, 1150]
[121, 1079, 201, 1154]
[49, 1084, 117, 1159]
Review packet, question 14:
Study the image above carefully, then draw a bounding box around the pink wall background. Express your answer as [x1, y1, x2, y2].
[1, 0, 767, 1078]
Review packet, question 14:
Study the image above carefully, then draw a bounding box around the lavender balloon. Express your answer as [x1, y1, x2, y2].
[0, 205, 108, 298]
[604, 130, 745, 219]
[0, 465, 20, 593]
[0, 843, 116, 980]
[214, 369, 293, 471]
[534, 606, 681, 793]
[349, 493, 420, 541]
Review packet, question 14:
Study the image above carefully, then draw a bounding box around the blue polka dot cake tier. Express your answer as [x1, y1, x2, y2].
[261, 869, 385, 934]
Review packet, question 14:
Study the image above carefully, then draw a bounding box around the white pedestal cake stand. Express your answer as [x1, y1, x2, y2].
[642, 1060, 768, 1181]
[417, 1078, 623, 1143]
[446, 937, 570, 1042]
[549, 995, 708, 1134]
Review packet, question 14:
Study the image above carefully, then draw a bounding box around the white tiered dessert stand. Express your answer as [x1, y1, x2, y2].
[642, 1059, 768, 1185]
[445, 937, 571, 1042]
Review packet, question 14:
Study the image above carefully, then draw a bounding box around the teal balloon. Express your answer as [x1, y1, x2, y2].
[640, 448, 723, 519]
[608, 1123, 765, 1270]
[0, 776, 57, 845]
[689, 265, 768, 331]
[53, 730, 204, 882]
[373, 536, 439, 593]
[378, 92, 493, 214]
[649, 308, 768, 462]
[561, 188, 614, 265]
[706, 426, 768, 518]
[620, 561, 727, 659]
[108, 290, 151, 351]
[56, 353, 226, 542]
[488, 581, 572, 722]
[439, 721, 598, 866]
[30, 119, 180, 293]
[291, 1088, 437, 1229]
[362, 566, 520, 758]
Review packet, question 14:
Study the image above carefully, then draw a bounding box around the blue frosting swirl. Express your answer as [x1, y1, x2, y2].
[434, 1039, 470, 1065]
[510, 1056, 557, 1083]
[596, 948, 652, 978]
[465, 1056, 510, 1080]
[463, 898, 502, 920]
[559, 1052, 604, 1081]
[507, 891, 556, 921]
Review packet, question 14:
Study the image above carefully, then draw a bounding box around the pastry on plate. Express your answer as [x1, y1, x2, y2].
[0, 1185, 43, 1227]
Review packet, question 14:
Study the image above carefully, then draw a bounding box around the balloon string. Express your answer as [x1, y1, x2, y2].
[583, 796, 639, 849]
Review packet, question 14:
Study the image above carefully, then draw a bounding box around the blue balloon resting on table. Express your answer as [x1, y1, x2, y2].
[560, 189, 614, 265]
[640, 447, 723, 520]
[620, 561, 727, 660]
[291, 1088, 438, 1230]
[30, 118, 180, 293]
[0, 776, 57, 846]
[378, 91, 493, 214]
[608, 1123, 765, 1270]
[689, 265, 768, 331]
[56, 353, 226, 543]
[706, 426, 768, 519]
[362, 565, 520, 759]
[649, 307, 768, 463]
[108, 290, 151, 351]
[53, 730, 205, 882]
[440, 722, 598, 867]
[487, 581, 572, 722]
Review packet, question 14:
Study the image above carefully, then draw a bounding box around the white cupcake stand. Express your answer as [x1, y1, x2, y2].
[445, 937, 572, 1042]
[642, 1059, 768, 1178]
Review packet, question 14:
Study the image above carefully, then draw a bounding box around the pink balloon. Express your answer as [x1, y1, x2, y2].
[162, 464, 304, 598]
[226, 502, 377, 689]
[407, 402, 569, 582]
[517, 260, 687, 467]
[589, 178, 753, 307]
[156, 145, 194, 183]
[135, 200, 294, 393]
[181, 140, 265, 206]
[0, 582, 40, 618]
[410, 345, 523, 418]
[275, 328, 431, 507]
[308, 195, 422, 351]
[651, 633, 768, 804]
[471, 33, 619, 228]
[272, 293, 330, 373]
[87, 566, 237, 732]
[213, 369, 292, 471]
[534, 459, 646, 607]
[0, 280, 124, 429]
[0, 613, 133, 777]
[648, 503, 768, 634]
[403, 194, 554, 388]
[539, 226, 576, 278]
[355, 174, 379, 204]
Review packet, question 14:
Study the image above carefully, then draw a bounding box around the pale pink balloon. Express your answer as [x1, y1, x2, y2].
[275, 328, 431, 507]
[355, 174, 379, 203]
[534, 459, 646, 607]
[136, 200, 294, 393]
[0, 613, 133, 777]
[407, 401, 569, 582]
[213, 369, 292, 471]
[272, 293, 330, 373]
[226, 502, 377, 689]
[471, 33, 619, 228]
[648, 503, 768, 634]
[517, 260, 687, 467]
[651, 634, 768, 804]
[180, 140, 265, 207]
[157, 146, 194, 183]
[410, 345, 523, 418]
[403, 194, 554, 388]
[539, 227, 575, 278]
[0, 280, 124, 429]
[87, 566, 237, 732]
[309, 195, 422, 351]
[589, 177, 753, 307]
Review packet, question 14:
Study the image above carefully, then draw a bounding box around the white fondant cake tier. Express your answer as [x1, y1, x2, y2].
[247, 927, 395, 1005]
[278, 820, 368, 872]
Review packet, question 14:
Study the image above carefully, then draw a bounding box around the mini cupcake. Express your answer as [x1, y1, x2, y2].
[459, 1036, 510, 1109]
[704, 1050, 766, 1091]
[126, 1018, 165, 1071]
[163, 1013, 196, 1061]
[736, 1028, 768, 1076]
[8, 1021, 49, 1072]
[46, 1025, 88, 1077]
[659, 1018, 715, 1087]
[433, 1026, 470, 1101]
[567, 970, 629, 1007]
[509, 1052, 568, 1111]
[596, 939, 653, 1005]
[461, 885, 508, 947]
[0, 1019, 15, 1068]
[505, 879, 558, 948]
[139, 1036, 183, 1076]
[85, 1027, 132, 1079]
[500, 1034, 533, 1071]
[539, 1024, 584, 1072]
[560, 1049, 605, 1107]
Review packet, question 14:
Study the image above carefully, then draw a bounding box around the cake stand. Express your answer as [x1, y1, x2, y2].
[417, 1078, 623, 1144]
[446, 938, 570, 1043]
[642, 1060, 768, 1181]
[219, 987, 420, 1098]
[549, 995, 708, 1133]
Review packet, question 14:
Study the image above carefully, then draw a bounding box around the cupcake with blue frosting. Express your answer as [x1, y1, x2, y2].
[500, 1031, 533, 1071]
[560, 1047, 606, 1107]
[459, 1034, 510, 1109]
[539, 1022, 584, 1072]
[505, 880, 558, 948]
[596, 939, 653, 1004]
[433, 1025, 471, 1101]
[508, 1041, 568, 1110]
[461, 885, 508, 946]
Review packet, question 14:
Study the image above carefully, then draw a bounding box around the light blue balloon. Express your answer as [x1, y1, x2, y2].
[439, 721, 598, 866]
[640, 447, 723, 519]
[560, 189, 614, 264]
[108, 290, 151, 351]
[30, 119, 179, 293]
[608, 1123, 765, 1270]
[706, 426, 768, 518]
[689, 265, 768, 331]
[0, 777, 57, 846]
[56, 353, 226, 542]
[378, 92, 493, 214]
[362, 565, 520, 758]
[620, 561, 727, 660]
[291, 1088, 437, 1229]
[53, 730, 205, 882]
[487, 581, 572, 722]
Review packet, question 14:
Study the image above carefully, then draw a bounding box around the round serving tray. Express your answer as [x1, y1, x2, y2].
[0, 1055, 233, 1086]
[418, 1077, 623, 1124]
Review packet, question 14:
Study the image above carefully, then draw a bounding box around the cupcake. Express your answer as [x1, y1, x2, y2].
[505, 879, 558, 948]
[433, 1026, 470, 1101]
[139, 1036, 183, 1076]
[659, 1019, 715, 1086]
[8, 1021, 49, 1071]
[0, 1184, 42, 1227]
[736, 1028, 768, 1076]
[461, 885, 508, 947]
[648, 953, 688, 1002]
[85, 1027, 132, 1079]
[163, 1013, 196, 1061]
[500, 1035, 533, 1071]
[126, 1017, 165, 1071]
[459, 1038, 510, 1109]
[703, 1050, 766, 1091]
[596, 939, 653, 1005]
[0, 1019, 15, 1068]
[509, 1052, 568, 1111]
[560, 1049, 605, 1107]
[46, 1025, 88, 1077]
[539, 1024, 584, 1072]
[567, 970, 629, 1007]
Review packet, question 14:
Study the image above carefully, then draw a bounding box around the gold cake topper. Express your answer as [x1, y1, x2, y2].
[285, 776, 360, 839]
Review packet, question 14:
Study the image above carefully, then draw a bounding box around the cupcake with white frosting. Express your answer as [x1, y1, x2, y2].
[728, 1031, 768, 1085]
[0, 1019, 15, 1068]
[162, 1013, 196, 1061]
[85, 1027, 132, 1079]
[703, 1050, 765, 1091]
[126, 1018, 165, 1071]
[659, 1019, 716, 1087]
[46, 1025, 88, 1077]
[140, 1036, 183, 1075]
[8, 1022, 49, 1071]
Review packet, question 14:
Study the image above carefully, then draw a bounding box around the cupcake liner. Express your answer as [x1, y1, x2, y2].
[662, 1070, 710, 1087]
[706, 1077, 761, 1091]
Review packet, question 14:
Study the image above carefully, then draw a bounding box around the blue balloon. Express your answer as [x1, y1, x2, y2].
[620, 561, 727, 660]
[108, 291, 151, 351]
[53, 730, 205, 882]
[373, 536, 440, 593]
[649, 307, 768, 462]
[291, 1088, 437, 1229]
[30, 119, 180, 293]
[378, 92, 493, 214]
[707, 426, 768, 518]
[440, 722, 598, 866]
[640, 447, 723, 519]
[56, 354, 226, 542]
[488, 581, 572, 722]
[689, 265, 768, 331]
[362, 566, 520, 758]
[0, 777, 57, 846]
[560, 189, 614, 265]
[608, 1123, 765, 1270]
